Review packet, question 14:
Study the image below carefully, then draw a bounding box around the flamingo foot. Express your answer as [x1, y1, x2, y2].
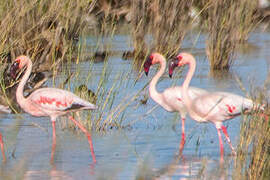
[69, 116, 96, 163]
[0, 132, 6, 162]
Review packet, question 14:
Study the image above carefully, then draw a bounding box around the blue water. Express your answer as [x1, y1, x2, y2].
[0, 27, 269, 179]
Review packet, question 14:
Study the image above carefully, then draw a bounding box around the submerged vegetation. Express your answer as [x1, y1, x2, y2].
[0, 0, 269, 178]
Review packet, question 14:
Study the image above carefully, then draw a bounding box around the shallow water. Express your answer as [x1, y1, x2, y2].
[1, 27, 270, 179]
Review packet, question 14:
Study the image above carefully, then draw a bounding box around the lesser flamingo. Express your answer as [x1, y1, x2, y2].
[143, 53, 208, 153]
[169, 52, 264, 160]
[10, 55, 98, 163]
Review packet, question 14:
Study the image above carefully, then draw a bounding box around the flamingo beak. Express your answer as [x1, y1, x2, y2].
[143, 55, 153, 76]
[144, 69, 149, 76]
[10, 61, 20, 79]
[168, 57, 179, 78]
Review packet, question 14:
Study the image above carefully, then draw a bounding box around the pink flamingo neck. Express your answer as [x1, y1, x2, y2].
[149, 54, 166, 105]
[182, 55, 196, 109]
[16, 58, 32, 107]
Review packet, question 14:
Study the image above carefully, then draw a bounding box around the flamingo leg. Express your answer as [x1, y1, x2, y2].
[221, 125, 236, 155]
[216, 126, 224, 162]
[0, 132, 6, 162]
[179, 117, 186, 154]
[50, 121, 56, 163]
[68, 116, 96, 163]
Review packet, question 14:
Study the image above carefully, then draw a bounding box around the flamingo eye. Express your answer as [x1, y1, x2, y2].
[13, 61, 19, 67]
[10, 60, 21, 79]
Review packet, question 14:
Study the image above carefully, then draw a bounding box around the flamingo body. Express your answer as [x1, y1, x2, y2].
[189, 92, 254, 123]
[26, 88, 97, 117]
[10, 55, 97, 163]
[163, 86, 208, 114]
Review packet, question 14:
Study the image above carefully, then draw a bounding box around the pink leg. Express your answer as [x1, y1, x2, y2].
[221, 125, 236, 155]
[179, 117, 186, 154]
[69, 116, 96, 163]
[0, 132, 6, 162]
[50, 121, 56, 163]
[216, 126, 224, 162]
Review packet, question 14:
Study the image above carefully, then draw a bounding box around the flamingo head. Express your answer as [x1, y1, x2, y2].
[168, 55, 181, 78]
[144, 53, 164, 76]
[169, 53, 194, 78]
[143, 54, 154, 76]
[10, 55, 30, 79]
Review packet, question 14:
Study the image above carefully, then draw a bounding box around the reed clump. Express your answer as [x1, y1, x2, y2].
[0, 0, 96, 107]
[0, 0, 95, 69]
[233, 112, 270, 179]
[150, 0, 193, 56]
[231, 84, 270, 179]
[131, 0, 194, 66]
[206, 0, 238, 71]
[205, 0, 258, 71]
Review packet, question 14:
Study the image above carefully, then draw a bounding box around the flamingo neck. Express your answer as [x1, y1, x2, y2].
[149, 57, 166, 105]
[16, 59, 32, 105]
[182, 58, 196, 109]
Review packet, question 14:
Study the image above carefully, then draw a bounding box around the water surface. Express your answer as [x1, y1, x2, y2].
[1, 28, 270, 179]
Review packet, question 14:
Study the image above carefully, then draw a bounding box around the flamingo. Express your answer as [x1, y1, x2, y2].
[10, 55, 98, 163]
[143, 53, 208, 152]
[168, 52, 264, 160]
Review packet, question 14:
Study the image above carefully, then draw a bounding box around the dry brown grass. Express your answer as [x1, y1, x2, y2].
[233, 111, 270, 179]
[131, 0, 194, 64]
[0, 0, 95, 71]
[0, 0, 96, 108]
[205, 0, 258, 71]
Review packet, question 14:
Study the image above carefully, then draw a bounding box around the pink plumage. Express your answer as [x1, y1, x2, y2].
[10, 55, 97, 163]
[27, 88, 97, 116]
[144, 53, 208, 153]
[169, 52, 264, 161]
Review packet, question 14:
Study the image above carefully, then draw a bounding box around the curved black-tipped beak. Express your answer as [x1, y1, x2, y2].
[168, 57, 179, 78]
[143, 55, 153, 76]
[10, 61, 19, 79]
[145, 71, 149, 76]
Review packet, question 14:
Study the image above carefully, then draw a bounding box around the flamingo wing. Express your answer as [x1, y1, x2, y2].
[192, 92, 254, 121]
[28, 88, 97, 112]
[216, 92, 254, 114]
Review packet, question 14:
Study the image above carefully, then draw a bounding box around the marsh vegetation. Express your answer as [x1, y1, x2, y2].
[0, 0, 269, 179]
